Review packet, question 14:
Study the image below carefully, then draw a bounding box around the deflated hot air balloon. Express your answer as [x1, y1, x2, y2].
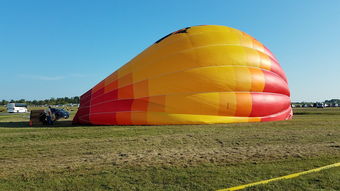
[73, 25, 292, 125]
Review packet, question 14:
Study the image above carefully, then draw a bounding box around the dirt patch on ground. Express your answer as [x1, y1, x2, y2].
[1, 140, 339, 178]
[86, 142, 340, 167]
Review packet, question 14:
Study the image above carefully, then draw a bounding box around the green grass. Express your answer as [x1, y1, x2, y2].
[0, 106, 6, 113]
[0, 108, 339, 190]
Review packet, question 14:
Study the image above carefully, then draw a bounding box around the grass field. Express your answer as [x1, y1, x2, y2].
[0, 108, 339, 190]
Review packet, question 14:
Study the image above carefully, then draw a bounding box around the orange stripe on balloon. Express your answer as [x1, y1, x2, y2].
[131, 112, 148, 125]
[249, 68, 265, 92]
[104, 80, 118, 93]
[133, 80, 149, 98]
[132, 97, 149, 112]
[116, 112, 131, 125]
[118, 85, 134, 99]
[118, 73, 133, 88]
[148, 96, 166, 112]
[235, 93, 252, 117]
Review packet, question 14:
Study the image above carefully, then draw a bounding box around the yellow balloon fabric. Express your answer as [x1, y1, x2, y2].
[73, 25, 292, 125]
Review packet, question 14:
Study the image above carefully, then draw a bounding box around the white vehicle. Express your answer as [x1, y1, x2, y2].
[7, 103, 28, 113]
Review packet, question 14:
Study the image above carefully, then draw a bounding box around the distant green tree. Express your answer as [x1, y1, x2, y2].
[18, 99, 26, 103]
[74, 96, 80, 103]
[1, 100, 9, 105]
[32, 100, 38, 105]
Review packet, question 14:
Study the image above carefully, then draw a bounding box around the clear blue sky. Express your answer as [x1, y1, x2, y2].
[1, 0, 339, 102]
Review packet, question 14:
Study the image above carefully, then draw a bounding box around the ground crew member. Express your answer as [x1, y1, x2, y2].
[45, 106, 53, 125]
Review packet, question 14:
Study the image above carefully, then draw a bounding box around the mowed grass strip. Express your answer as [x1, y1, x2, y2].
[0, 108, 339, 190]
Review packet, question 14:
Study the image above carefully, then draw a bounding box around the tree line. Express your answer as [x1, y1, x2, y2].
[292, 99, 340, 105]
[324, 99, 340, 105]
[1, 97, 80, 106]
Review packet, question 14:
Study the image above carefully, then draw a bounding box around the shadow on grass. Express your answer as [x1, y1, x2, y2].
[0, 120, 80, 128]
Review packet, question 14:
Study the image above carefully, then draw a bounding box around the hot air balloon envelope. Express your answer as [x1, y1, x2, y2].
[73, 25, 292, 125]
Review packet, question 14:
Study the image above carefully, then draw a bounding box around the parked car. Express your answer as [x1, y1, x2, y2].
[51, 108, 70, 120]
